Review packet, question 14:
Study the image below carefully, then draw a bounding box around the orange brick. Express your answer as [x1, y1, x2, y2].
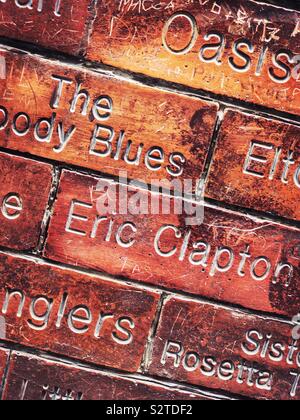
[0, 152, 52, 250]
[44, 170, 300, 317]
[0, 252, 159, 372]
[87, 0, 300, 116]
[206, 110, 300, 222]
[149, 296, 300, 400]
[0, 47, 217, 193]
[0, 0, 93, 55]
[3, 352, 225, 400]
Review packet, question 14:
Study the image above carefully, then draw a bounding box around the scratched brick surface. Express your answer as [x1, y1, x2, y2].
[0, 0, 92, 55]
[0, 47, 217, 192]
[0, 348, 9, 389]
[0, 252, 159, 372]
[149, 296, 300, 400]
[0, 0, 298, 402]
[2, 352, 226, 400]
[87, 0, 300, 116]
[44, 170, 300, 317]
[0, 152, 52, 250]
[206, 110, 300, 222]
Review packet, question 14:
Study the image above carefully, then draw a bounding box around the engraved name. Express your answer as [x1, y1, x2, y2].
[161, 329, 300, 397]
[0, 73, 187, 179]
[114, 0, 300, 86]
[162, 11, 298, 85]
[66, 198, 296, 287]
[244, 140, 300, 188]
[19, 380, 83, 401]
[2, 288, 135, 345]
[0, 0, 62, 16]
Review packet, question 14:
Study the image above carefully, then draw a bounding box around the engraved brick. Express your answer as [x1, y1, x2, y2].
[0, 0, 92, 55]
[87, 0, 300, 116]
[45, 170, 300, 317]
[149, 297, 300, 400]
[206, 110, 300, 222]
[0, 47, 217, 193]
[0, 252, 159, 372]
[2, 352, 225, 400]
[0, 152, 52, 250]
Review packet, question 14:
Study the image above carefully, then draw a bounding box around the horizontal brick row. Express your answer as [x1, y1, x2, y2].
[1, 47, 300, 222]
[45, 169, 300, 317]
[0, 260, 299, 400]
[0, 152, 52, 250]
[0, 250, 299, 400]
[0, 252, 159, 372]
[87, 0, 300, 116]
[149, 296, 300, 400]
[0, 47, 217, 194]
[2, 352, 226, 400]
[0, 1, 299, 115]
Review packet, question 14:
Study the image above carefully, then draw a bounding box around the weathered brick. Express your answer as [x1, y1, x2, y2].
[87, 0, 300, 116]
[0, 252, 159, 372]
[0, 47, 217, 193]
[0, 0, 93, 55]
[149, 296, 300, 400]
[206, 110, 300, 222]
[0, 348, 9, 391]
[0, 152, 52, 250]
[2, 352, 225, 400]
[45, 170, 300, 317]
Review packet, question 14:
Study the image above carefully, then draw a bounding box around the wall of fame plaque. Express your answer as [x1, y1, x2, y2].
[0, 0, 299, 403]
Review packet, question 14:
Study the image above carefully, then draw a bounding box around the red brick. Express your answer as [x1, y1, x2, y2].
[0, 0, 93, 55]
[45, 170, 300, 317]
[0, 348, 9, 389]
[2, 352, 225, 400]
[87, 0, 300, 116]
[0, 152, 52, 250]
[149, 296, 300, 400]
[206, 110, 300, 222]
[0, 47, 217, 193]
[0, 252, 159, 372]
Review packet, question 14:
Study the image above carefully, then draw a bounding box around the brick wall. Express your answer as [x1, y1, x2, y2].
[0, 0, 299, 400]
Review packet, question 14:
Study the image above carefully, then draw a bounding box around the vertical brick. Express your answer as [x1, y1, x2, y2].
[45, 170, 300, 317]
[0, 252, 159, 372]
[87, 0, 300, 115]
[2, 352, 227, 400]
[149, 297, 300, 400]
[0, 0, 93, 55]
[0, 348, 9, 394]
[206, 110, 300, 222]
[0, 152, 52, 250]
